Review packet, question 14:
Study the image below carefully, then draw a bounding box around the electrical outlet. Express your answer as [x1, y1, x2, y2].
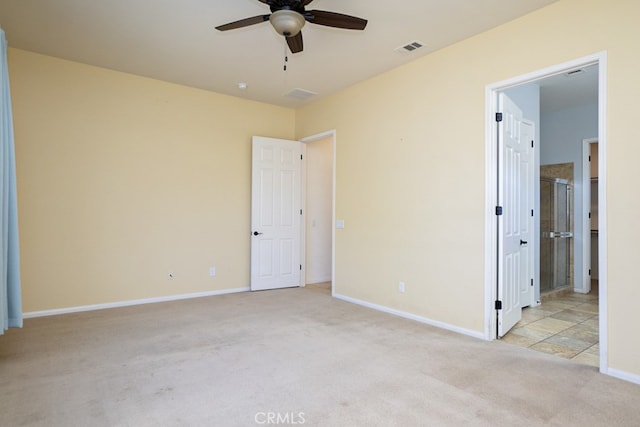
[168, 271, 174, 280]
[398, 282, 405, 293]
[209, 267, 216, 277]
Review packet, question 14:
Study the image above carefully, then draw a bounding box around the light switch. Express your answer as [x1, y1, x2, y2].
[336, 219, 345, 229]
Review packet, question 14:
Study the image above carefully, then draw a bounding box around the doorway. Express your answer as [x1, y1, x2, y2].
[301, 131, 336, 293]
[249, 132, 336, 292]
[583, 139, 599, 296]
[485, 53, 607, 372]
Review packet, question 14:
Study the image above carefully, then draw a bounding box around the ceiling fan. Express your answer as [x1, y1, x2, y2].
[215, 0, 368, 54]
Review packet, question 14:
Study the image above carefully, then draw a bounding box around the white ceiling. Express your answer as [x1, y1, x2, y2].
[0, 0, 562, 108]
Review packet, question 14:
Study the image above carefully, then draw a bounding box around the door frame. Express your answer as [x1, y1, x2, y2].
[581, 138, 598, 294]
[484, 52, 608, 373]
[300, 130, 337, 294]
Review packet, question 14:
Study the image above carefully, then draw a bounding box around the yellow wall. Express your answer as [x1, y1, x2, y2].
[295, 0, 640, 376]
[9, 0, 640, 378]
[9, 48, 295, 311]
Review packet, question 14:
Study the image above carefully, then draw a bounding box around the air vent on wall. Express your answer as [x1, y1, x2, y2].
[285, 88, 318, 100]
[395, 40, 424, 54]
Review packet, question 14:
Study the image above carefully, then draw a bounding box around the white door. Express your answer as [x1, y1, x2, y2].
[251, 136, 302, 291]
[497, 94, 535, 337]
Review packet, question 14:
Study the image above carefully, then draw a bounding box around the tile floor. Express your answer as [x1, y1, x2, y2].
[501, 289, 600, 367]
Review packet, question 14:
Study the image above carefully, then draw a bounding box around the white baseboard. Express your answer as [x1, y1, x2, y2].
[23, 287, 251, 319]
[605, 367, 640, 386]
[333, 293, 486, 340]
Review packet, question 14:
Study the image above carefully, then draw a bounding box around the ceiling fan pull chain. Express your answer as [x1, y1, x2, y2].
[283, 40, 288, 71]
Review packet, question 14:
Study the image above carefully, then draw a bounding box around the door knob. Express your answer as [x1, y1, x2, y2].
[253, 231, 263, 236]
[520, 239, 528, 245]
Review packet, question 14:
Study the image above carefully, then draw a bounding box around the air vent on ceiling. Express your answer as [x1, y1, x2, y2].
[395, 40, 424, 54]
[285, 88, 318, 100]
[565, 68, 585, 77]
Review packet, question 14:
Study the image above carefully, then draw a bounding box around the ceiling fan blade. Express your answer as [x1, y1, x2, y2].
[215, 14, 270, 31]
[287, 32, 304, 54]
[306, 10, 368, 30]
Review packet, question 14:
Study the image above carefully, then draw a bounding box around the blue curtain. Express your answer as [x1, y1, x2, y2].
[1, 28, 22, 334]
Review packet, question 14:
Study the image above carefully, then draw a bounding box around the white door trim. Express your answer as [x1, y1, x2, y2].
[581, 137, 598, 294]
[300, 130, 337, 295]
[484, 51, 608, 374]
[300, 141, 308, 286]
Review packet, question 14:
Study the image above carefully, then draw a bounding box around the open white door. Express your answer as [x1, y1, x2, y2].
[497, 94, 535, 337]
[251, 136, 303, 291]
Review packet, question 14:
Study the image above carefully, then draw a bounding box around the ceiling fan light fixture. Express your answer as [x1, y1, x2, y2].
[269, 9, 306, 37]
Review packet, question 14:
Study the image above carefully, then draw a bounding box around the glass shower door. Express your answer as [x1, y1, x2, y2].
[540, 178, 572, 293]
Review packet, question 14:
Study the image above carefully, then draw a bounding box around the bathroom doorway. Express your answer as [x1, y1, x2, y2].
[486, 53, 606, 370]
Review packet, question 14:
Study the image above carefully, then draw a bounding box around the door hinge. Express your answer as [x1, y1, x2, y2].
[301, 154, 303, 160]
[589, 155, 591, 162]
[300, 209, 303, 215]
[531, 278, 534, 287]
[300, 265, 302, 271]
[496, 206, 503, 216]
[531, 209, 534, 217]
[589, 269, 592, 276]
[588, 212, 591, 219]
[496, 112, 503, 122]
[495, 300, 503, 310]
[531, 140, 534, 148]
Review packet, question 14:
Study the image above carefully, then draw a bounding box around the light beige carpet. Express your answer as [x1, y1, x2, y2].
[1, 284, 639, 426]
